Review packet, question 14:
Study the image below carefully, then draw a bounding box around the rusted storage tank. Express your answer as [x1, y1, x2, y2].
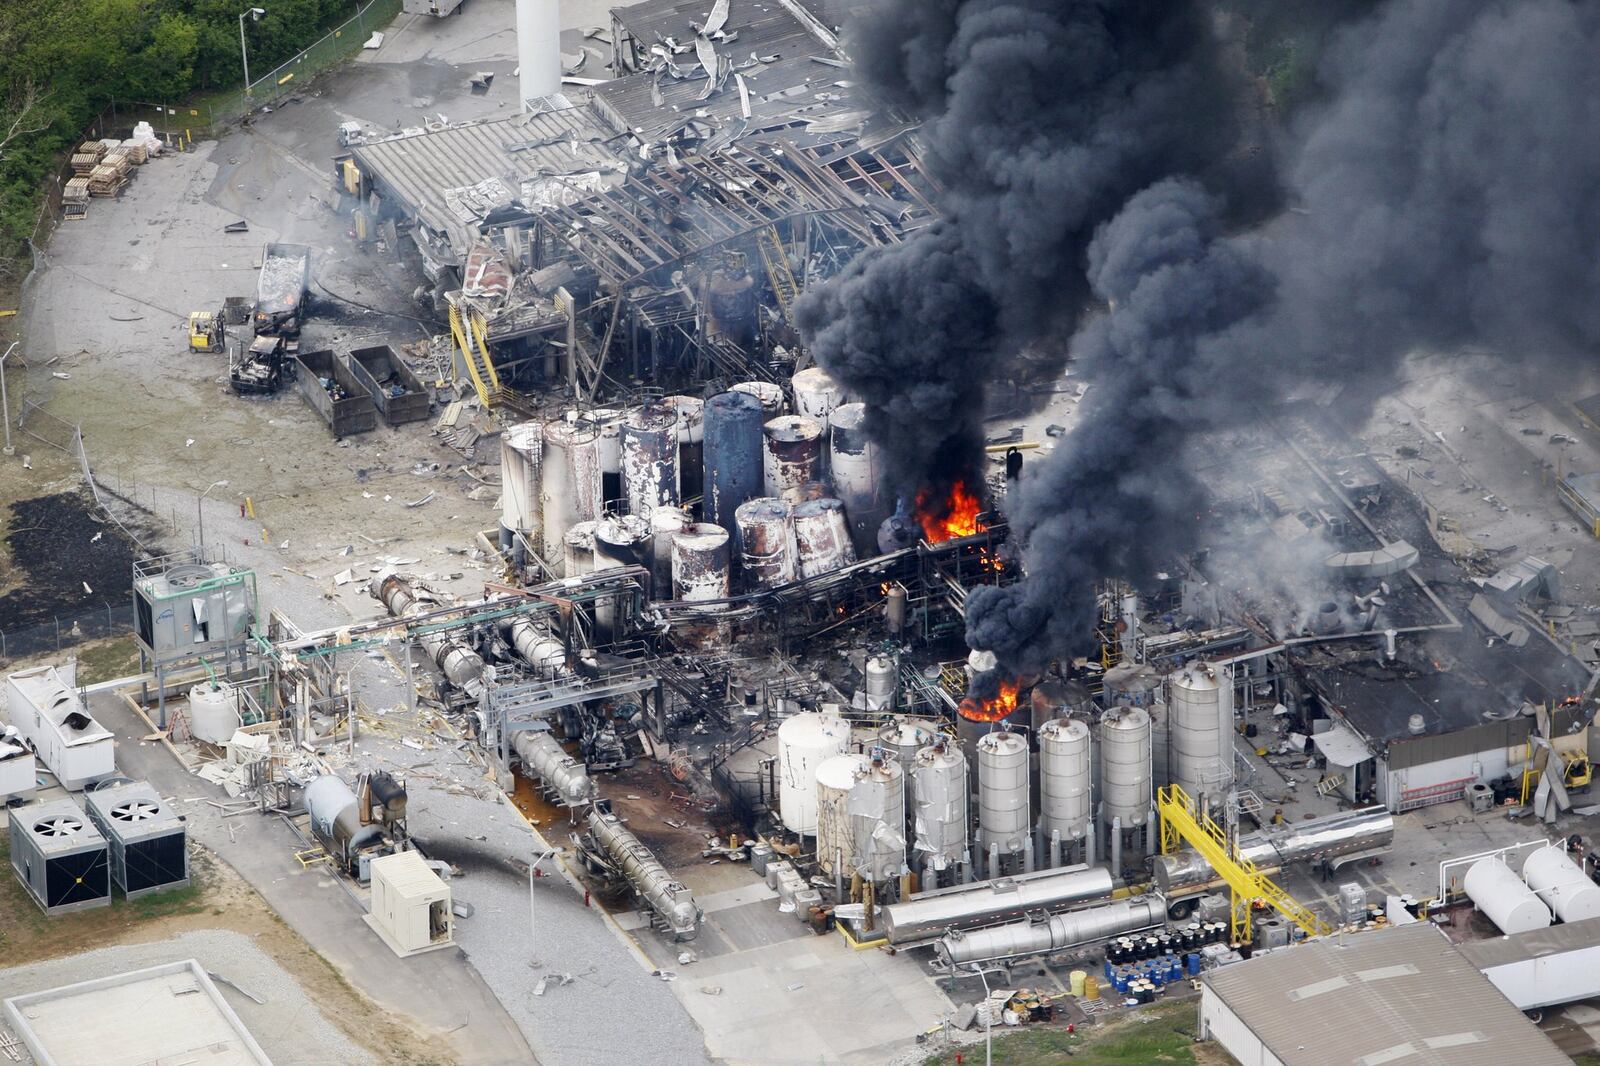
[829, 403, 885, 555]
[648, 506, 691, 599]
[735, 497, 797, 589]
[563, 520, 597, 577]
[729, 380, 785, 419]
[672, 523, 731, 605]
[762, 416, 824, 499]
[594, 514, 651, 570]
[708, 265, 758, 349]
[793, 498, 856, 578]
[621, 402, 679, 520]
[541, 419, 603, 564]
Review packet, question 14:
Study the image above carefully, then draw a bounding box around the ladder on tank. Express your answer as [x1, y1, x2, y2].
[1157, 783, 1332, 944]
[447, 300, 504, 407]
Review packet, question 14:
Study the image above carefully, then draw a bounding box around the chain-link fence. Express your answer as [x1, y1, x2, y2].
[0, 601, 136, 662]
[103, 0, 403, 139]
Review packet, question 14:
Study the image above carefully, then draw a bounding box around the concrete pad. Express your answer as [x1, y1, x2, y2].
[4, 959, 271, 1066]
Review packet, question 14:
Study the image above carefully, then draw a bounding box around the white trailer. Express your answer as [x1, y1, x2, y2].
[4, 663, 115, 791]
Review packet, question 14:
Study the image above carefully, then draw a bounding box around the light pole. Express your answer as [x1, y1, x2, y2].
[0, 342, 15, 457]
[975, 967, 994, 1066]
[238, 8, 266, 99]
[528, 844, 562, 969]
[197, 479, 229, 556]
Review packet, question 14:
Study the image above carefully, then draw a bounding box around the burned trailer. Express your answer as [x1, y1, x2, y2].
[255, 242, 311, 337]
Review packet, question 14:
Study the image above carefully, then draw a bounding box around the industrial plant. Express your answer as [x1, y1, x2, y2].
[2, 1, 1600, 1065]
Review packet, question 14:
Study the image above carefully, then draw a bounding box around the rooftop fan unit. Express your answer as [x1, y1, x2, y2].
[8, 797, 111, 914]
[84, 781, 189, 899]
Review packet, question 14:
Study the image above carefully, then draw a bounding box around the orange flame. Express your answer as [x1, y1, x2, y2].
[959, 678, 1020, 723]
[916, 480, 985, 543]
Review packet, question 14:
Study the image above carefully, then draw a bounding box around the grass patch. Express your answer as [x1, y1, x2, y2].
[923, 1001, 1202, 1066]
[75, 634, 141, 684]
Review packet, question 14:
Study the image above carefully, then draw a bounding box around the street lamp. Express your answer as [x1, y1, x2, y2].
[974, 967, 994, 1066]
[0, 342, 16, 457]
[528, 844, 563, 969]
[238, 8, 266, 98]
[197, 479, 229, 556]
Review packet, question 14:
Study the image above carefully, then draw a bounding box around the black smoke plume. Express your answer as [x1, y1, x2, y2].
[794, 0, 1266, 497]
[967, 0, 1600, 673]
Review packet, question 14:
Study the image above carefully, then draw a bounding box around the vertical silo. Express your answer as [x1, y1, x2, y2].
[1038, 719, 1092, 867]
[663, 395, 705, 503]
[1099, 705, 1153, 868]
[791, 366, 845, 435]
[1167, 662, 1235, 811]
[816, 753, 906, 883]
[621, 402, 680, 519]
[911, 742, 969, 885]
[541, 419, 603, 563]
[762, 416, 824, 499]
[776, 712, 851, 836]
[671, 523, 731, 605]
[729, 380, 785, 419]
[648, 506, 691, 600]
[828, 402, 885, 556]
[499, 421, 542, 552]
[976, 731, 1030, 877]
[702, 391, 765, 535]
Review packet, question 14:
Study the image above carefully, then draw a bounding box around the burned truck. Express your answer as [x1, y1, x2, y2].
[232, 243, 310, 394]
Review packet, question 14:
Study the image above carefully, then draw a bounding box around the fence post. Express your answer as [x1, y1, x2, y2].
[54, 616, 60, 651]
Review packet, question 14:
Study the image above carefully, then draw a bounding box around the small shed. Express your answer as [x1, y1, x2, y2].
[363, 849, 453, 957]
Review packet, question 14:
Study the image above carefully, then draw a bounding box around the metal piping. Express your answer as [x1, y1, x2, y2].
[587, 810, 701, 940]
[504, 618, 568, 678]
[937, 894, 1167, 967]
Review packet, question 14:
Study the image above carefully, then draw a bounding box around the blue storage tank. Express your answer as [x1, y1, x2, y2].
[703, 391, 765, 535]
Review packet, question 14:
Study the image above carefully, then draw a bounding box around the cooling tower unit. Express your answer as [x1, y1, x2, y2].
[83, 781, 189, 899]
[9, 798, 111, 914]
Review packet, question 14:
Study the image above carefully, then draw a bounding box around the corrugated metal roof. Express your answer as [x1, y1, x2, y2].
[1202, 923, 1569, 1064]
[351, 106, 627, 256]
[372, 848, 447, 901]
[1457, 915, 1600, 968]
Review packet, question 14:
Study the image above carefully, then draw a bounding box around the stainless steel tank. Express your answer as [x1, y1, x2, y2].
[815, 753, 906, 881]
[1167, 662, 1235, 806]
[937, 894, 1167, 966]
[563, 520, 597, 577]
[729, 380, 785, 418]
[1153, 806, 1395, 892]
[910, 742, 968, 873]
[304, 775, 383, 867]
[587, 810, 702, 939]
[977, 731, 1030, 855]
[864, 656, 898, 712]
[879, 864, 1116, 945]
[511, 729, 595, 806]
[663, 395, 705, 504]
[1038, 718, 1092, 843]
[1099, 706, 1152, 826]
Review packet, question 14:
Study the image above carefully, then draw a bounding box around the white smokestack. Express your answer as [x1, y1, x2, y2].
[516, 0, 561, 107]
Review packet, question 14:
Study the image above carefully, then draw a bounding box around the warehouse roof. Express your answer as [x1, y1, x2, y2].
[1202, 923, 1568, 1065]
[351, 103, 628, 258]
[1456, 914, 1600, 968]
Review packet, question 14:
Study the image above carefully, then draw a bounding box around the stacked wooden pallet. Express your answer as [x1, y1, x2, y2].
[62, 177, 90, 219]
[87, 163, 126, 197]
[121, 140, 148, 165]
[70, 152, 99, 175]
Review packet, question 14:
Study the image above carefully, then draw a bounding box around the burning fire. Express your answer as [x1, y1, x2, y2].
[916, 480, 985, 543]
[959, 678, 1020, 723]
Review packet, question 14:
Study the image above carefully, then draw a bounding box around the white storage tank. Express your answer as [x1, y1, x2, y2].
[1522, 846, 1600, 924]
[1100, 705, 1152, 826]
[911, 742, 968, 871]
[648, 506, 691, 599]
[977, 731, 1030, 855]
[187, 682, 241, 745]
[1167, 662, 1234, 805]
[1464, 856, 1552, 934]
[816, 753, 906, 880]
[499, 420, 542, 543]
[540, 418, 603, 563]
[1038, 718, 1092, 842]
[791, 366, 845, 434]
[776, 712, 850, 835]
[876, 716, 932, 775]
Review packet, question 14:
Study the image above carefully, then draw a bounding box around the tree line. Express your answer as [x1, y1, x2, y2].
[0, 0, 373, 265]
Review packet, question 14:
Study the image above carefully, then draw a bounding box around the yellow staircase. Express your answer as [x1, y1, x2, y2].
[1157, 784, 1332, 944]
[448, 300, 503, 406]
[756, 227, 800, 326]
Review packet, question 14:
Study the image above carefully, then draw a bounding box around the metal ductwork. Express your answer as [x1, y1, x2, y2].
[587, 810, 701, 940]
[1153, 806, 1394, 893]
[512, 729, 595, 806]
[936, 894, 1167, 967]
[371, 573, 487, 696]
[880, 864, 1115, 946]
